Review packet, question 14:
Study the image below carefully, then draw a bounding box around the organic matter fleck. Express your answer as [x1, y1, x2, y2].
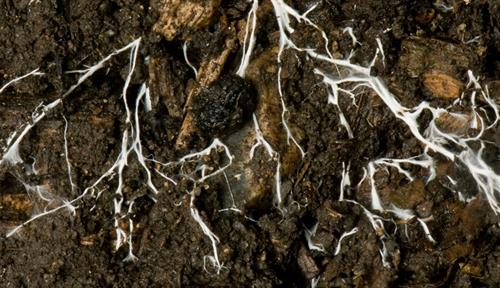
[192, 74, 257, 137]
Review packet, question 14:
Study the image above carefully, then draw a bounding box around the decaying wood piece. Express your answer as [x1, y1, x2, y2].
[153, 0, 221, 41]
[152, 0, 241, 149]
[435, 111, 481, 136]
[176, 27, 238, 150]
[297, 245, 320, 280]
[147, 57, 186, 119]
[422, 70, 463, 99]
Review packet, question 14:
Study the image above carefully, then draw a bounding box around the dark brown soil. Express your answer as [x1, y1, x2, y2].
[1, 0, 499, 287]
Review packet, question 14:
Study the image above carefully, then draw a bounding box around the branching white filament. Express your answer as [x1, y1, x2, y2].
[339, 161, 351, 201]
[311, 276, 320, 288]
[183, 42, 199, 79]
[191, 194, 223, 274]
[4, 39, 163, 263]
[334, 227, 359, 255]
[0, 68, 44, 93]
[236, 0, 259, 78]
[249, 114, 284, 210]
[343, 199, 391, 267]
[387, 204, 436, 243]
[1, 99, 61, 165]
[270, 0, 336, 158]
[249, 114, 276, 159]
[343, 27, 361, 47]
[376, 38, 385, 66]
[304, 222, 325, 252]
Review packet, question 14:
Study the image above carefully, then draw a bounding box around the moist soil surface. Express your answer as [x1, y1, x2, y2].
[1, 0, 499, 287]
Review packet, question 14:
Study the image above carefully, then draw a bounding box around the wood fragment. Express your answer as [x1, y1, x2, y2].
[422, 70, 463, 99]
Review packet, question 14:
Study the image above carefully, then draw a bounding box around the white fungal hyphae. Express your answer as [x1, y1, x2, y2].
[0, 68, 44, 94]
[191, 194, 224, 274]
[1, 99, 61, 165]
[3, 39, 164, 262]
[249, 114, 285, 211]
[151, 138, 234, 272]
[183, 41, 198, 79]
[63, 116, 76, 194]
[334, 227, 359, 255]
[218, 171, 243, 214]
[309, 27, 499, 218]
[236, 0, 259, 78]
[269, 0, 335, 158]
[365, 154, 437, 213]
[339, 162, 351, 201]
[343, 199, 391, 268]
[249, 114, 276, 159]
[2, 0, 499, 277]
[311, 276, 320, 288]
[386, 204, 437, 244]
[343, 27, 361, 47]
[304, 222, 325, 252]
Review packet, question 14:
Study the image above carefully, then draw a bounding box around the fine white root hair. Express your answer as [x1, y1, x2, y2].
[191, 194, 224, 274]
[270, 0, 336, 158]
[343, 27, 361, 47]
[311, 276, 320, 288]
[334, 227, 359, 255]
[236, 0, 259, 78]
[0, 68, 44, 94]
[3, 38, 164, 262]
[63, 116, 76, 194]
[249, 114, 285, 211]
[304, 222, 325, 252]
[183, 42, 199, 79]
[1, 99, 61, 165]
